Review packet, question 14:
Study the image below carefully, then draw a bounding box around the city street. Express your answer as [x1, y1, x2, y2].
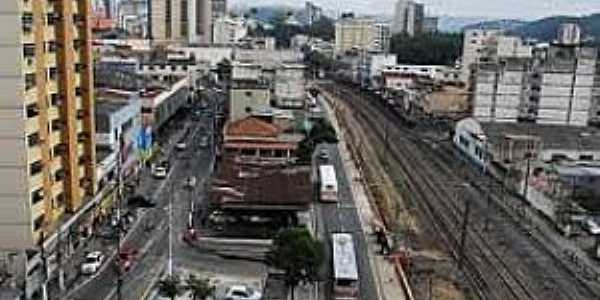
[59, 89, 247, 300]
[314, 143, 378, 300]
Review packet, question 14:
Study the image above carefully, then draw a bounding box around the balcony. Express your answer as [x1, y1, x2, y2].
[25, 117, 39, 134]
[46, 53, 56, 67]
[47, 80, 58, 94]
[48, 107, 59, 121]
[78, 166, 85, 179]
[22, 0, 33, 12]
[24, 88, 37, 105]
[23, 57, 35, 75]
[50, 157, 62, 173]
[45, 26, 55, 41]
[22, 30, 34, 44]
[27, 146, 42, 163]
[29, 173, 44, 192]
[52, 181, 64, 198]
[77, 143, 84, 157]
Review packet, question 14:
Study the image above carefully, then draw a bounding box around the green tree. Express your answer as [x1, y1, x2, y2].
[186, 275, 215, 300]
[158, 276, 183, 300]
[390, 33, 463, 65]
[268, 228, 324, 300]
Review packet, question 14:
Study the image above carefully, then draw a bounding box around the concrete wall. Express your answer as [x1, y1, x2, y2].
[230, 88, 271, 122]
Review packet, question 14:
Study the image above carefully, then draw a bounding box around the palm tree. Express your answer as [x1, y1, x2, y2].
[158, 275, 182, 300]
[186, 274, 215, 300]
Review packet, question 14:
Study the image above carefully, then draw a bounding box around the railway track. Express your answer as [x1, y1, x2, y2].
[318, 82, 599, 300]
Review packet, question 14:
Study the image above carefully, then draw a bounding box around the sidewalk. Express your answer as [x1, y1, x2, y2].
[320, 90, 410, 300]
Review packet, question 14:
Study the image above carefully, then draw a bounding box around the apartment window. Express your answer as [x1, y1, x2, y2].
[580, 155, 593, 161]
[26, 103, 39, 118]
[245, 91, 253, 97]
[75, 63, 82, 73]
[195, 0, 203, 35]
[33, 214, 45, 231]
[54, 169, 65, 182]
[75, 87, 82, 96]
[46, 41, 57, 53]
[31, 188, 44, 205]
[180, 0, 188, 36]
[23, 44, 35, 57]
[46, 13, 56, 26]
[73, 39, 82, 51]
[30, 161, 43, 176]
[55, 193, 65, 207]
[22, 12, 33, 32]
[165, 0, 172, 38]
[50, 93, 60, 106]
[48, 67, 58, 80]
[51, 120, 63, 131]
[27, 133, 40, 147]
[25, 73, 36, 90]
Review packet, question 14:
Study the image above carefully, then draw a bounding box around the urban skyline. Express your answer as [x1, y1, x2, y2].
[231, 0, 600, 20]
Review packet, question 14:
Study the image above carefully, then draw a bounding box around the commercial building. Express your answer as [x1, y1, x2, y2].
[374, 22, 391, 53]
[0, 0, 97, 297]
[149, 0, 212, 44]
[211, 0, 227, 20]
[274, 64, 307, 108]
[471, 42, 600, 126]
[335, 17, 377, 55]
[391, 0, 424, 36]
[229, 81, 272, 122]
[95, 95, 142, 188]
[212, 16, 248, 45]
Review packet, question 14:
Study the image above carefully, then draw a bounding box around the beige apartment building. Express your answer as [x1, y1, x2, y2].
[335, 17, 377, 55]
[0, 0, 97, 253]
[150, 0, 213, 44]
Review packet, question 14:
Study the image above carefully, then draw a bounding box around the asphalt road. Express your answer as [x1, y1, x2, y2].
[315, 143, 378, 300]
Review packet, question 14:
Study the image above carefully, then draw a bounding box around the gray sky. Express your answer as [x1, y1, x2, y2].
[231, 0, 600, 20]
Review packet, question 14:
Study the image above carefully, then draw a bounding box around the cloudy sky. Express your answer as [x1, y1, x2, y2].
[231, 0, 600, 20]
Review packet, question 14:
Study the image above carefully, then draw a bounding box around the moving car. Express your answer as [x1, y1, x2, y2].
[81, 251, 105, 275]
[152, 166, 167, 179]
[224, 285, 262, 300]
[319, 149, 330, 161]
[199, 136, 209, 148]
[584, 218, 600, 235]
[176, 142, 187, 151]
[127, 195, 156, 208]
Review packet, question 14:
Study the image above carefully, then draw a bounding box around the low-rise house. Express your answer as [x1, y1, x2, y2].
[223, 117, 303, 161]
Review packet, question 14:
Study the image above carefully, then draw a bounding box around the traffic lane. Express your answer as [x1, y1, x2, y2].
[318, 142, 377, 300]
[68, 123, 204, 299]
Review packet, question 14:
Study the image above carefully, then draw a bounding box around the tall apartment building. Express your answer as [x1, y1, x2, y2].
[211, 0, 226, 20]
[374, 22, 391, 53]
[0, 0, 97, 296]
[150, 0, 212, 44]
[335, 17, 376, 55]
[471, 43, 600, 126]
[391, 0, 424, 36]
[460, 29, 503, 82]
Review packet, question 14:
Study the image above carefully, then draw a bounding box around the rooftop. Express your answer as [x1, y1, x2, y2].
[211, 157, 312, 211]
[480, 122, 600, 151]
[226, 117, 282, 138]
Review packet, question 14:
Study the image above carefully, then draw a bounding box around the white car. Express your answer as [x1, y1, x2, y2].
[176, 142, 187, 150]
[152, 166, 167, 179]
[224, 285, 262, 300]
[585, 218, 600, 235]
[81, 251, 105, 275]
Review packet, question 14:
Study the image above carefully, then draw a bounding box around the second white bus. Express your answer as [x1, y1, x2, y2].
[332, 233, 359, 300]
[319, 165, 338, 202]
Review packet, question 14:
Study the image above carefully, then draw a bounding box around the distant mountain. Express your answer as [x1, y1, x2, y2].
[437, 16, 495, 33]
[511, 14, 600, 42]
[463, 19, 528, 32]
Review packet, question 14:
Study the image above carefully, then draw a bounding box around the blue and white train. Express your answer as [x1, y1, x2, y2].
[453, 118, 489, 169]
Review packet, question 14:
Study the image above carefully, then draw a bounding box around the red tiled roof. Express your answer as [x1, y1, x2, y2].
[225, 117, 282, 138]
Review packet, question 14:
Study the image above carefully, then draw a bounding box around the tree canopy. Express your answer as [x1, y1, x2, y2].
[390, 33, 463, 66]
[268, 228, 324, 300]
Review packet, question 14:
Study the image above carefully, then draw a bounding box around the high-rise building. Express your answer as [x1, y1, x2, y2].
[335, 17, 377, 55]
[0, 0, 97, 296]
[374, 22, 391, 53]
[305, 1, 323, 26]
[558, 23, 581, 46]
[212, 0, 227, 20]
[213, 16, 247, 45]
[150, 0, 212, 44]
[423, 16, 438, 33]
[392, 0, 424, 36]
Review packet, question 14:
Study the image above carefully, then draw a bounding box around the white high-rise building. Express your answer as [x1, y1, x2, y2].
[150, 0, 213, 44]
[392, 0, 424, 36]
[558, 23, 581, 46]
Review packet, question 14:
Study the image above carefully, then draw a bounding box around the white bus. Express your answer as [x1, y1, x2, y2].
[319, 165, 338, 202]
[332, 233, 359, 300]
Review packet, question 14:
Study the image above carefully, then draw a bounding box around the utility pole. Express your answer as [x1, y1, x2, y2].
[39, 232, 48, 300]
[116, 132, 124, 300]
[168, 182, 173, 277]
[458, 193, 471, 270]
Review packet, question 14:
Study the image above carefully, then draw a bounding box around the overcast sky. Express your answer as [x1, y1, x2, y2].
[231, 0, 600, 20]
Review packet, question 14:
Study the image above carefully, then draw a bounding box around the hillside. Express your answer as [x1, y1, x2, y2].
[511, 14, 600, 41]
[462, 19, 527, 32]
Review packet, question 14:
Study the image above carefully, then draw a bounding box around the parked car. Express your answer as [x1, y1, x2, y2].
[159, 160, 171, 171]
[318, 149, 329, 160]
[224, 285, 262, 300]
[81, 251, 105, 275]
[199, 136, 209, 148]
[127, 195, 156, 208]
[152, 166, 167, 179]
[176, 142, 187, 151]
[584, 218, 600, 235]
[185, 176, 197, 188]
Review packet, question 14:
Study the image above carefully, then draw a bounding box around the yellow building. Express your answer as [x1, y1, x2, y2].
[335, 17, 377, 55]
[0, 0, 96, 250]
